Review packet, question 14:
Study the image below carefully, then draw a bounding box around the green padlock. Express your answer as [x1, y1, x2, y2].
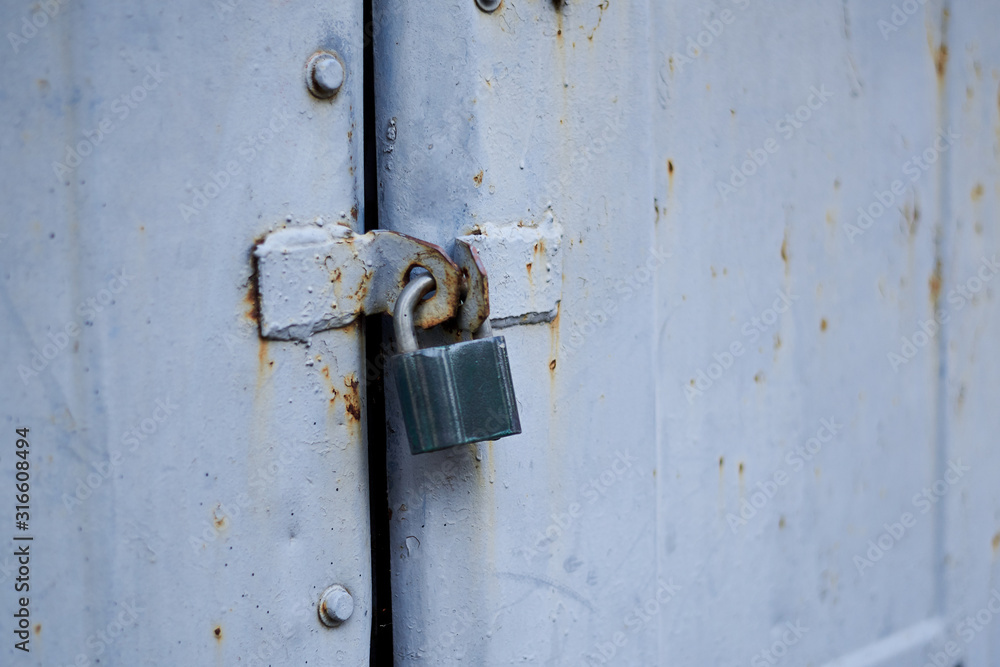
[390, 273, 521, 455]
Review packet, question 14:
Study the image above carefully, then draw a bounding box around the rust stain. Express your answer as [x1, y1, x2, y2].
[820, 318, 828, 332]
[214, 626, 223, 641]
[993, 532, 1000, 553]
[588, 0, 608, 41]
[320, 366, 340, 406]
[780, 234, 788, 264]
[213, 505, 229, 531]
[351, 205, 358, 220]
[256, 342, 270, 382]
[931, 7, 949, 82]
[666, 160, 675, 207]
[245, 235, 267, 324]
[344, 373, 361, 422]
[972, 183, 984, 201]
[548, 307, 561, 396]
[929, 258, 943, 308]
[779, 516, 786, 530]
[774, 334, 782, 350]
[935, 42, 948, 79]
[473, 170, 484, 187]
[33, 624, 41, 636]
[719, 456, 724, 470]
[754, 371, 764, 384]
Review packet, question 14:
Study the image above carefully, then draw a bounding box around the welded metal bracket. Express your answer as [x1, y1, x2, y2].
[254, 225, 490, 341]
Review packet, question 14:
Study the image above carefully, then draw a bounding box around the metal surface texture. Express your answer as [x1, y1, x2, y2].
[0, 0, 997, 665]
[453, 238, 492, 334]
[458, 213, 564, 328]
[0, 0, 372, 664]
[373, 0, 1000, 665]
[255, 226, 462, 341]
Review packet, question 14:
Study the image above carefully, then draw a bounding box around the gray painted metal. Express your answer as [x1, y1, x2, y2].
[255, 226, 464, 340]
[0, 0, 998, 665]
[374, 0, 1000, 665]
[0, 0, 371, 664]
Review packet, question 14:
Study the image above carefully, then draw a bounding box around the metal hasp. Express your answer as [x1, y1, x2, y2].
[390, 274, 521, 455]
[254, 225, 464, 340]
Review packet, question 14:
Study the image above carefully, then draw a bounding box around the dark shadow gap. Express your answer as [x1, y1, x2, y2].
[364, 0, 393, 662]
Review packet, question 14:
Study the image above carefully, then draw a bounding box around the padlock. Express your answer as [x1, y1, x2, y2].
[389, 273, 522, 454]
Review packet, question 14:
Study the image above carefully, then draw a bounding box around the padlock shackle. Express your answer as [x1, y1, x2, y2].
[394, 273, 436, 353]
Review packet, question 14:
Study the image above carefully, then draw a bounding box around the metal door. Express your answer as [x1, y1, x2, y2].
[1, 0, 373, 663]
[373, 1, 1000, 665]
[2, 1, 1000, 666]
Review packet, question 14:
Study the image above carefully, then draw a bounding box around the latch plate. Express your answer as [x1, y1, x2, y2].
[255, 225, 465, 341]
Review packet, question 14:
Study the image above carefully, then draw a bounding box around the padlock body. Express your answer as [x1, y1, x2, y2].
[390, 336, 521, 454]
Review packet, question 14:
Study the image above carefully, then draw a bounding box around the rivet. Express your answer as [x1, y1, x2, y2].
[306, 51, 345, 99]
[318, 584, 354, 627]
[475, 0, 501, 13]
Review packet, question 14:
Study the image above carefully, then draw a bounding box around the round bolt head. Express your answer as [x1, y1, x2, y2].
[306, 51, 345, 99]
[318, 584, 354, 627]
[475, 0, 501, 12]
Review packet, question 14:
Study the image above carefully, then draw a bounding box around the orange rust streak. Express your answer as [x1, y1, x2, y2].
[343, 373, 361, 422]
[929, 259, 943, 307]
